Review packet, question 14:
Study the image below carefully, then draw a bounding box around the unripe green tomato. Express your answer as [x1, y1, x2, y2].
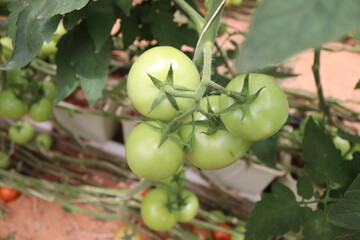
[0, 151, 10, 169]
[125, 121, 184, 180]
[41, 81, 57, 102]
[333, 136, 351, 158]
[28, 98, 53, 122]
[9, 121, 35, 144]
[178, 189, 199, 222]
[0, 37, 13, 60]
[0, 89, 28, 119]
[52, 24, 66, 42]
[179, 95, 251, 170]
[35, 133, 53, 149]
[38, 41, 57, 59]
[141, 187, 179, 231]
[127, 46, 200, 121]
[220, 74, 289, 141]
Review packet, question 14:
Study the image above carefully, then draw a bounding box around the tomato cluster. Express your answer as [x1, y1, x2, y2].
[0, 69, 57, 122]
[126, 46, 289, 180]
[139, 168, 199, 232]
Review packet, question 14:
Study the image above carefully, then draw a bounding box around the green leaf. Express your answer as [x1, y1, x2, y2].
[245, 183, 301, 240]
[55, 23, 111, 105]
[1, 0, 90, 70]
[297, 176, 314, 200]
[235, 0, 360, 71]
[151, 11, 183, 48]
[85, 0, 117, 52]
[328, 174, 360, 230]
[120, 14, 141, 48]
[250, 133, 278, 168]
[149, 92, 167, 114]
[355, 80, 360, 90]
[63, 8, 87, 30]
[115, 0, 133, 16]
[303, 210, 348, 240]
[302, 117, 348, 189]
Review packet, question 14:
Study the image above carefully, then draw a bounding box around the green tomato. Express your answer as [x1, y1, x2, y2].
[28, 98, 53, 122]
[333, 136, 351, 158]
[38, 41, 57, 59]
[0, 151, 10, 169]
[0, 37, 13, 60]
[127, 46, 200, 121]
[52, 23, 66, 42]
[220, 74, 289, 141]
[125, 121, 184, 180]
[35, 133, 53, 149]
[179, 95, 251, 170]
[0, 89, 27, 119]
[41, 81, 57, 101]
[141, 187, 179, 231]
[178, 189, 199, 222]
[9, 121, 35, 144]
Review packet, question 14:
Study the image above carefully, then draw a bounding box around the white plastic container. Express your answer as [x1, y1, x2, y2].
[203, 160, 285, 197]
[53, 101, 119, 142]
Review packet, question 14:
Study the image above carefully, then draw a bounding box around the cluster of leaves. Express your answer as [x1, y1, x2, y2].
[245, 118, 360, 240]
[0, 0, 198, 105]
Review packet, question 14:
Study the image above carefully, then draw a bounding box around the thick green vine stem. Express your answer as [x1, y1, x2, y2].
[173, 0, 204, 32]
[312, 48, 332, 123]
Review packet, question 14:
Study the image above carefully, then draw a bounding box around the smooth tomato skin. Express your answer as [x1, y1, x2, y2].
[212, 223, 232, 240]
[42, 81, 57, 101]
[220, 74, 289, 141]
[28, 98, 53, 122]
[178, 189, 199, 222]
[113, 225, 142, 240]
[9, 121, 35, 144]
[0, 151, 10, 169]
[179, 96, 251, 170]
[192, 226, 210, 240]
[127, 46, 200, 121]
[333, 136, 351, 157]
[35, 133, 54, 149]
[0, 89, 27, 119]
[0, 186, 20, 202]
[125, 121, 184, 180]
[141, 187, 179, 232]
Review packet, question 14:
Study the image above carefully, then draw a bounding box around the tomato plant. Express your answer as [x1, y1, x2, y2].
[0, 186, 20, 202]
[212, 223, 232, 240]
[28, 98, 53, 122]
[127, 46, 200, 121]
[140, 187, 179, 232]
[220, 74, 289, 141]
[0, 89, 27, 119]
[125, 121, 184, 180]
[178, 189, 199, 222]
[179, 95, 251, 170]
[8, 121, 35, 144]
[35, 133, 54, 149]
[113, 225, 142, 240]
[0, 151, 10, 169]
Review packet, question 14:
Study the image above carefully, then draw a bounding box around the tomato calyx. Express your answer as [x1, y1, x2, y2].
[147, 64, 195, 114]
[218, 73, 265, 120]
